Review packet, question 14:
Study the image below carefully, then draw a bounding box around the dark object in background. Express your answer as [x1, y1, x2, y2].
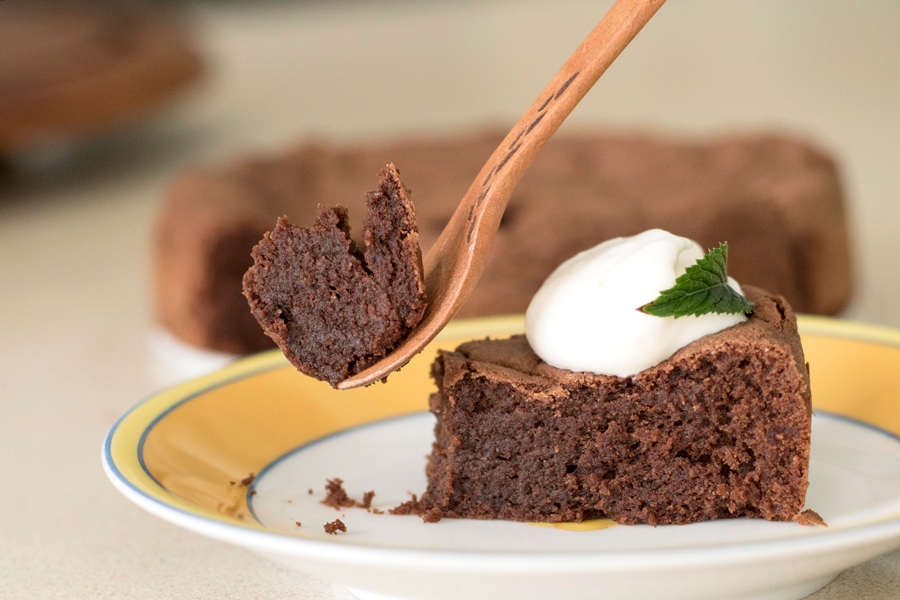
[154, 130, 853, 355]
[0, 1, 202, 152]
[423, 287, 811, 525]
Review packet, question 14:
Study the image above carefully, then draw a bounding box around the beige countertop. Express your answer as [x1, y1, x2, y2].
[1, 1, 898, 598]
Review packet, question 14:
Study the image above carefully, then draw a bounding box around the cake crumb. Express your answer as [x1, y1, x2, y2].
[421, 507, 444, 523]
[240, 473, 256, 487]
[388, 493, 440, 523]
[389, 493, 423, 515]
[322, 478, 356, 509]
[308, 488, 314, 495]
[250, 490, 257, 496]
[324, 519, 347, 534]
[358, 490, 375, 509]
[793, 509, 827, 527]
[321, 478, 378, 511]
[371, 508, 384, 515]
[295, 521, 302, 527]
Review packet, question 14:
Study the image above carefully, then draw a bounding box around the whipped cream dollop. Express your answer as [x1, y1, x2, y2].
[525, 229, 748, 377]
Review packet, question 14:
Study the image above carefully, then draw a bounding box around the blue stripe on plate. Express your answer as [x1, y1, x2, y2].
[103, 363, 285, 508]
[246, 411, 428, 523]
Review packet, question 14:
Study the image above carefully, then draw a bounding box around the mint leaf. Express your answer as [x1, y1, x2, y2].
[639, 242, 755, 319]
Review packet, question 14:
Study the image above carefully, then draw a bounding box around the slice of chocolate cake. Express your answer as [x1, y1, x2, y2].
[422, 287, 811, 525]
[242, 164, 426, 387]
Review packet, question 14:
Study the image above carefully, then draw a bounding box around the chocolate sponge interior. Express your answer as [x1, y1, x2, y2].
[242, 164, 426, 387]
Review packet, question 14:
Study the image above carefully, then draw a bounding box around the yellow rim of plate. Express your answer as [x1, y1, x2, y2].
[105, 316, 525, 534]
[104, 315, 900, 536]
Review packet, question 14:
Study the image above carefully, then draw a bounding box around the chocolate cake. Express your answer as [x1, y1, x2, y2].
[155, 131, 852, 354]
[242, 165, 426, 387]
[422, 286, 811, 525]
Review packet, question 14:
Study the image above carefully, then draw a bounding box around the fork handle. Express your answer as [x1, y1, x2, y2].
[338, 0, 666, 389]
[427, 0, 667, 307]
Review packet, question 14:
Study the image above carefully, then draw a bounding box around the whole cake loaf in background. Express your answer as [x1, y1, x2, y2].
[154, 130, 853, 355]
[0, 1, 202, 152]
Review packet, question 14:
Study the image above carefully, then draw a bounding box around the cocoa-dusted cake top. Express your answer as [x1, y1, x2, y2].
[443, 286, 811, 412]
[242, 164, 426, 387]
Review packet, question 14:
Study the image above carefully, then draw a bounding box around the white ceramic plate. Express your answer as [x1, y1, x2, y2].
[104, 315, 900, 600]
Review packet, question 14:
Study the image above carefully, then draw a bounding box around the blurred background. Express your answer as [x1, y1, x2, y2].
[1, 1, 898, 598]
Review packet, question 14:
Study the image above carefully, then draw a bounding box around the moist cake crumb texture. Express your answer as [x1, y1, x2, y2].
[242, 164, 426, 386]
[420, 287, 812, 526]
